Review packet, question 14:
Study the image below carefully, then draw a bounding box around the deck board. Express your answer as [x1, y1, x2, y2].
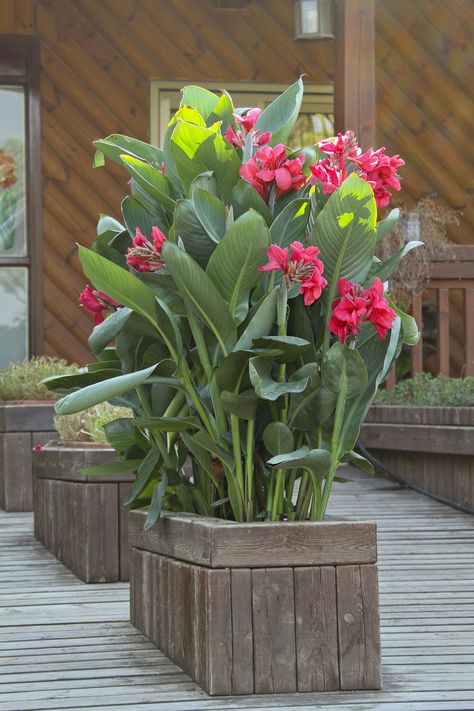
[1, 471, 473, 709]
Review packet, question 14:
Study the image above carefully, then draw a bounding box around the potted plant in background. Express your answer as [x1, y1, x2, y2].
[47, 79, 420, 694]
[0, 357, 76, 511]
[361, 372, 474, 512]
[33, 401, 135, 582]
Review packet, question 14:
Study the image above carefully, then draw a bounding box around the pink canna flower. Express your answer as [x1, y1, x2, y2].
[308, 130, 360, 195]
[33, 444, 43, 453]
[240, 144, 306, 202]
[318, 130, 360, 161]
[259, 241, 327, 306]
[224, 107, 272, 150]
[351, 147, 405, 208]
[309, 160, 347, 195]
[79, 284, 121, 325]
[328, 277, 397, 342]
[126, 226, 167, 272]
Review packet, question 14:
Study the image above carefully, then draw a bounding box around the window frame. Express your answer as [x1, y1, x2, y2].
[0, 35, 43, 359]
[149, 79, 333, 147]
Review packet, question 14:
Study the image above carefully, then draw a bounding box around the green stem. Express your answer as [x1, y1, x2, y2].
[230, 415, 245, 500]
[295, 471, 309, 520]
[245, 418, 256, 521]
[180, 361, 218, 441]
[271, 468, 285, 521]
[319, 365, 348, 518]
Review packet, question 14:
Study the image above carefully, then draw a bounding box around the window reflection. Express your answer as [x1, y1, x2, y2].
[0, 86, 26, 257]
[0, 268, 28, 368]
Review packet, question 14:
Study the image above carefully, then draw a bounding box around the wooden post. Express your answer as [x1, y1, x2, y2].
[334, 0, 376, 149]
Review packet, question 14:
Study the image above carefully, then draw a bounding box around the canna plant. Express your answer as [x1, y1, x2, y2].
[45, 79, 421, 528]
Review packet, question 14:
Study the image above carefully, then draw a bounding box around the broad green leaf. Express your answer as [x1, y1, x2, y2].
[377, 208, 400, 242]
[230, 180, 273, 226]
[389, 299, 420, 346]
[97, 214, 125, 237]
[88, 308, 133, 355]
[121, 195, 163, 240]
[342, 450, 375, 476]
[321, 342, 368, 398]
[104, 418, 137, 453]
[42, 368, 121, 392]
[207, 211, 270, 325]
[267, 446, 332, 475]
[208, 90, 234, 133]
[311, 173, 377, 288]
[124, 446, 162, 507]
[288, 363, 322, 429]
[252, 335, 311, 364]
[215, 350, 253, 392]
[255, 77, 304, 146]
[270, 198, 310, 248]
[133, 416, 201, 431]
[161, 241, 236, 354]
[192, 188, 227, 243]
[249, 357, 309, 401]
[170, 120, 240, 202]
[181, 85, 219, 119]
[174, 198, 217, 268]
[366, 240, 423, 285]
[263, 422, 294, 455]
[93, 134, 163, 170]
[78, 246, 159, 329]
[220, 390, 259, 419]
[145, 474, 168, 530]
[339, 317, 401, 454]
[235, 288, 278, 351]
[120, 155, 175, 213]
[54, 365, 156, 415]
[81, 459, 142, 476]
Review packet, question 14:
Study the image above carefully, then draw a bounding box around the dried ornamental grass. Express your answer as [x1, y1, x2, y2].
[54, 403, 133, 444]
[0, 357, 78, 401]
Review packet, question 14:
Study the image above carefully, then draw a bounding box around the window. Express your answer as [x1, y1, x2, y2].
[150, 80, 333, 148]
[0, 37, 42, 369]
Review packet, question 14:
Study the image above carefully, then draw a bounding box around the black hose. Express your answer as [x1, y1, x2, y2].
[356, 439, 474, 517]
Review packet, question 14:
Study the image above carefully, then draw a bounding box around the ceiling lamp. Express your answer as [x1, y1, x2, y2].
[294, 0, 334, 41]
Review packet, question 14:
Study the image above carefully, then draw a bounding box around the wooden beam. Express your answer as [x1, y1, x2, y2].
[334, 0, 375, 149]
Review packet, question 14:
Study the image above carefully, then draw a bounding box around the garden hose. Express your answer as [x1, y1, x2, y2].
[356, 440, 474, 517]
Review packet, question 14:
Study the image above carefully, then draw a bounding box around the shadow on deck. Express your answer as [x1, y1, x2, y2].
[1, 471, 473, 710]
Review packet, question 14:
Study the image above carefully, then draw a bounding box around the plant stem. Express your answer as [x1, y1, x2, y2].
[230, 414, 245, 500]
[245, 418, 256, 521]
[319, 364, 347, 518]
[271, 468, 285, 521]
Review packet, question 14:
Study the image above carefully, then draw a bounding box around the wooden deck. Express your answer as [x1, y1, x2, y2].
[1, 472, 474, 710]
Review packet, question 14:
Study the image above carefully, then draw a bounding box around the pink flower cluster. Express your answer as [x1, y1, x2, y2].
[309, 131, 404, 208]
[126, 227, 167, 272]
[79, 285, 121, 325]
[240, 144, 306, 202]
[224, 107, 271, 150]
[259, 241, 327, 306]
[329, 277, 397, 343]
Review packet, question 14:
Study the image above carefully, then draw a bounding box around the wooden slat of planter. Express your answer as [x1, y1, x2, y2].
[190, 563, 208, 692]
[337, 564, 382, 690]
[0, 403, 55, 432]
[128, 511, 377, 568]
[207, 568, 232, 696]
[33, 446, 131, 483]
[230, 568, 254, 695]
[361, 423, 474, 455]
[0, 432, 33, 511]
[366, 405, 474, 426]
[252, 568, 297, 694]
[294, 566, 339, 691]
[118, 483, 131, 582]
[85, 483, 119, 582]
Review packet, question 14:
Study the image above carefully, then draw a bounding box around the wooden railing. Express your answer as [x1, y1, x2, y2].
[386, 245, 474, 387]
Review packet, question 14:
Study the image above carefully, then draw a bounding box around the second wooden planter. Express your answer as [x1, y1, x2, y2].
[0, 401, 56, 511]
[129, 510, 382, 695]
[33, 443, 134, 582]
[361, 405, 474, 511]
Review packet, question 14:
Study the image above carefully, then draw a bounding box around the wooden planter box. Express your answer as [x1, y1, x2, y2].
[361, 406, 474, 511]
[129, 510, 382, 695]
[33, 443, 134, 582]
[0, 401, 56, 511]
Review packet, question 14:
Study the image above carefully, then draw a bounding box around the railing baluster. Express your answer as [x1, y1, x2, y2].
[411, 292, 423, 375]
[465, 289, 474, 376]
[438, 288, 450, 376]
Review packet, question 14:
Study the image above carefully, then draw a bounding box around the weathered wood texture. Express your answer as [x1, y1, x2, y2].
[129, 516, 381, 695]
[0, 0, 333, 365]
[128, 510, 377, 567]
[33, 445, 133, 582]
[361, 406, 474, 511]
[2, 470, 474, 708]
[0, 402, 56, 511]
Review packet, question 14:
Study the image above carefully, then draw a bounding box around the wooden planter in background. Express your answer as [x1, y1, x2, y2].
[33, 444, 134, 582]
[0, 401, 56, 511]
[129, 510, 382, 696]
[361, 406, 474, 511]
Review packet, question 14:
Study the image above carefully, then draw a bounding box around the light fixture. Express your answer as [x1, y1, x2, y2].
[294, 0, 334, 41]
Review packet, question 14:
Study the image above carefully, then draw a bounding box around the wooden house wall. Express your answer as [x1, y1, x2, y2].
[1, 0, 472, 364]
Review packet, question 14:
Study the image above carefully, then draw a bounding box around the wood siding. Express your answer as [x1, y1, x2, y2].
[1, 0, 472, 363]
